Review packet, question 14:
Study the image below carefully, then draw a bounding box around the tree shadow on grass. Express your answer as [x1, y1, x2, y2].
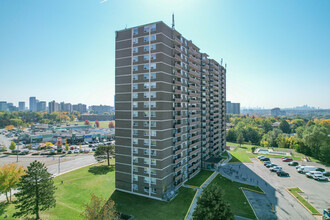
[88, 165, 114, 175]
[239, 146, 247, 149]
[0, 201, 9, 217]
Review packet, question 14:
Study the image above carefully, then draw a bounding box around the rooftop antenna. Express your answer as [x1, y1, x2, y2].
[221, 58, 223, 65]
[225, 63, 227, 68]
[125, 24, 127, 29]
[172, 13, 175, 29]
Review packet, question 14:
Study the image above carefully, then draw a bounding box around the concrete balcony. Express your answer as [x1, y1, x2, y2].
[189, 147, 200, 156]
[189, 155, 201, 164]
[174, 165, 182, 173]
[189, 135, 200, 142]
[174, 107, 182, 111]
[175, 173, 183, 182]
[175, 131, 183, 137]
[189, 55, 200, 64]
[189, 77, 200, 85]
[189, 107, 200, 111]
[188, 70, 200, 78]
[173, 37, 181, 45]
[174, 63, 182, 69]
[174, 148, 182, 155]
[189, 161, 201, 171]
[174, 45, 181, 53]
[189, 62, 200, 71]
[174, 54, 182, 61]
[174, 157, 183, 164]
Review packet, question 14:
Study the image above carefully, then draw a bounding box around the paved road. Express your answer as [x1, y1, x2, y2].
[0, 154, 97, 201]
[220, 157, 329, 220]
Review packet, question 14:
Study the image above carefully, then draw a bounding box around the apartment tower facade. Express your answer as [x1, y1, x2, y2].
[115, 21, 226, 200]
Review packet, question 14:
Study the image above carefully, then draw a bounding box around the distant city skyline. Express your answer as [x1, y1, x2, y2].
[0, 0, 329, 108]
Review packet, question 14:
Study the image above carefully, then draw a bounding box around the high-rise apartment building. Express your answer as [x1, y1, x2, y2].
[18, 102, 25, 111]
[29, 97, 37, 111]
[0, 101, 8, 111]
[37, 101, 47, 112]
[48, 100, 59, 113]
[226, 101, 240, 114]
[90, 105, 113, 114]
[115, 21, 226, 200]
[73, 103, 87, 113]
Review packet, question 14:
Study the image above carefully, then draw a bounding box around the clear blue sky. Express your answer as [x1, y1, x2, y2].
[0, 0, 329, 108]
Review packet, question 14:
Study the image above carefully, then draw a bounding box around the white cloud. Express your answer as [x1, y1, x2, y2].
[99, 0, 108, 4]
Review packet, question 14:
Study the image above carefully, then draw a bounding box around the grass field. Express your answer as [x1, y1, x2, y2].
[207, 174, 263, 219]
[0, 160, 196, 220]
[184, 170, 214, 188]
[227, 142, 302, 163]
[287, 188, 321, 215]
[67, 120, 114, 128]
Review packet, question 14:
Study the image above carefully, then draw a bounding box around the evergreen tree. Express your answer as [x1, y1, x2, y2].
[193, 184, 234, 220]
[14, 161, 56, 219]
[94, 145, 115, 166]
[279, 120, 291, 134]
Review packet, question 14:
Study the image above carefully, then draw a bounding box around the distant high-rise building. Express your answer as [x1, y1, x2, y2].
[18, 102, 25, 111]
[90, 105, 112, 114]
[37, 101, 47, 112]
[271, 107, 286, 116]
[226, 101, 240, 114]
[60, 102, 73, 112]
[48, 100, 59, 113]
[0, 101, 8, 111]
[115, 21, 226, 200]
[29, 97, 37, 111]
[73, 103, 87, 113]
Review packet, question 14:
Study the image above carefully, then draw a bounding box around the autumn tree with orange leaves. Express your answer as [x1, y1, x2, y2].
[0, 163, 25, 202]
[108, 121, 115, 129]
[81, 193, 118, 220]
[95, 120, 100, 128]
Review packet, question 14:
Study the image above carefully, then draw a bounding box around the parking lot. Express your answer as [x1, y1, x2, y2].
[220, 157, 329, 220]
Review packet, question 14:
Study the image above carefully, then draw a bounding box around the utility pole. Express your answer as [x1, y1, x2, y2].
[58, 156, 60, 174]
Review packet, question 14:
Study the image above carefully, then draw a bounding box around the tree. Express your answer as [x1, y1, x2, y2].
[261, 120, 273, 133]
[14, 161, 56, 219]
[81, 193, 118, 220]
[94, 145, 115, 166]
[95, 120, 100, 128]
[193, 184, 234, 220]
[279, 120, 291, 134]
[108, 121, 115, 129]
[0, 163, 25, 202]
[84, 120, 90, 125]
[302, 125, 328, 158]
[9, 141, 16, 151]
[226, 128, 237, 142]
[236, 133, 244, 147]
[5, 125, 15, 130]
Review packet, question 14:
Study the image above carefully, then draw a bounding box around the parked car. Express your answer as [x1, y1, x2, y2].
[313, 175, 328, 181]
[296, 165, 305, 170]
[282, 158, 293, 162]
[68, 150, 72, 154]
[270, 166, 282, 172]
[298, 166, 317, 174]
[316, 167, 325, 172]
[323, 172, 330, 177]
[11, 149, 21, 153]
[84, 149, 90, 153]
[21, 150, 29, 155]
[264, 161, 272, 166]
[80, 149, 84, 153]
[277, 170, 289, 177]
[288, 161, 299, 166]
[266, 163, 276, 168]
[74, 149, 79, 153]
[92, 148, 96, 151]
[306, 171, 323, 178]
[258, 155, 266, 160]
[260, 157, 270, 161]
[89, 144, 93, 148]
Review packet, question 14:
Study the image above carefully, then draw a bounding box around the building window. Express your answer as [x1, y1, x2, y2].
[150, 24, 156, 32]
[133, 66, 138, 71]
[151, 188, 156, 194]
[144, 55, 149, 61]
[144, 46, 149, 51]
[133, 93, 138, 99]
[133, 47, 138, 53]
[133, 38, 138, 44]
[133, 75, 138, 80]
[133, 111, 138, 117]
[144, 149, 149, 155]
[133, 157, 138, 163]
[151, 150, 156, 156]
[144, 121, 149, 127]
[144, 158, 150, 165]
[150, 130, 156, 137]
[133, 130, 138, 136]
[150, 92, 156, 98]
[133, 84, 138, 90]
[144, 26, 150, 33]
[150, 63, 156, 69]
[151, 44, 156, 50]
[133, 56, 138, 63]
[144, 83, 149, 89]
[144, 74, 149, 80]
[151, 159, 156, 165]
[144, 187, 150, 193]
[144, 130, 149, 136]
[144, 139, 149, 146]
[144, 92, 149, 98]
[151, 140, 156, 146]
[150, 102, 156, 108]
[151, 112, 156, 117]
[144, 102, 149, 108]
[151, 178, 156, 185]
[133, 138, 138, 145]
[133, 28, 138, 35]
[133, 121, 138, 127]
[150, 82, 156, 89]
[151, 73, 156, 79]
[144, 36, 149, 42]
[133, 102, 138, 108]
[150, 35, 156, 41]
[151, 121, 156, 127]
[151, 54, 156, 60]
[151, 169, 156, 175]
[133, 184, 138, 191]
[144, 111, 149, 117]
[133, 147, 138, 154]
[144, 64, 149, 70]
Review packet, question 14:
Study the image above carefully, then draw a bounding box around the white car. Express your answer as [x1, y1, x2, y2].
[312, 174, 328, 181]
[306, 171, 322, 178]
[74, 149, 79, 153]
[270, 166, 282, 172]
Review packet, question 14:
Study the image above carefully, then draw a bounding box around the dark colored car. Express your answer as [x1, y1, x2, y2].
[323, 172, 330, 177]
[288, 161, 299, 166]
[277, 170, 289, 177]
[266, 163, 276, 168]
[260, 157, 270, 161]
[282, 158, 293, 162]
[264, 161, 271, 166]
[316, 168, 325, 172]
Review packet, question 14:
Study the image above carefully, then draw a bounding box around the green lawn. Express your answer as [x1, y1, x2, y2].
[227, 142, 302, 163]
[184, 170, 214, 188]
[207, 174, 263, 219]
[0, 160, 196, 220]
[287, 188, 321, 215]
[111, 187, 196, 220]
[0, 161, 116, 220]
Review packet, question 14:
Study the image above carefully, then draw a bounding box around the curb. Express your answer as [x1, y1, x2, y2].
[285, 188, 321, 216]
[240, 187, 265, 195]
[184, 189, 198, 220]
[53, 161, 98, 177]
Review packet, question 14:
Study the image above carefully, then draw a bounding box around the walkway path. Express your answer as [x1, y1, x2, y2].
[185, 151, 232, 220]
